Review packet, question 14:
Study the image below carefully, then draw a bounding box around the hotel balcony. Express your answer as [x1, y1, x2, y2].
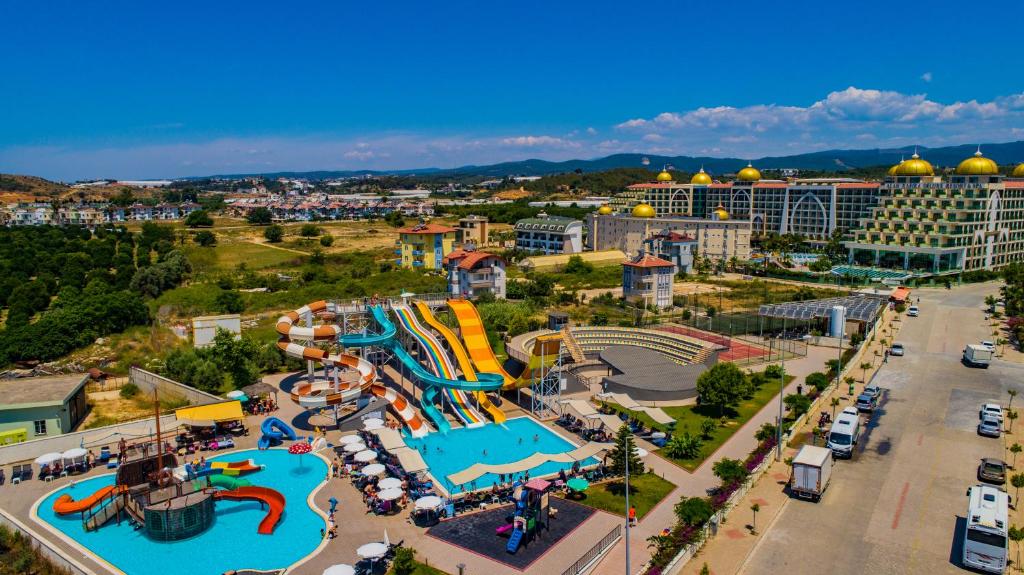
[393, 249, 402, 255]
[412, 250, 424, 256]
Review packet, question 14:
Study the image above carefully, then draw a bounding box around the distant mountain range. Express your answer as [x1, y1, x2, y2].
[200, 140, 1024, 180]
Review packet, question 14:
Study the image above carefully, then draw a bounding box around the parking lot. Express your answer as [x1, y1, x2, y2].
[742, 283, 1024, 575]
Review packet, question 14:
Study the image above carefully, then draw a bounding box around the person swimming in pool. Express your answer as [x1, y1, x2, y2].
[482, 449, 487, 457]
[533, 434, 539, 443]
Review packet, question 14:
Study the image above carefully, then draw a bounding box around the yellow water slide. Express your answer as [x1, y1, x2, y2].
[447, 299, 563, 390]
[413, 301, 506, 424]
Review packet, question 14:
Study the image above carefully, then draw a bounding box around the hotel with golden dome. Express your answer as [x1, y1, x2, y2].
[843, 149, 1024, 273]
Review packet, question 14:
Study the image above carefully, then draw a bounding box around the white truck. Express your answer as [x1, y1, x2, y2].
[791, 444, 833, 501]
[964, 344, 994, 368]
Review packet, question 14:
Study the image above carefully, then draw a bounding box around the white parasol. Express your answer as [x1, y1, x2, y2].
[338, 435, 363, 445]
[360, 463, 386, 477]
[354, 449, 378, 463]
[322, 565, 355, 575]
[634, 446, 649, 458]
[34, 452, 62, 466]
[362, 418, 385, 431]
[377, 487, 404, 501]
[343, 442, 367, 453]
[357, 542, 388, 559]
[378, 477, 402, 490]
[62, 447, 87, 460]
[414, 495, 443, 510]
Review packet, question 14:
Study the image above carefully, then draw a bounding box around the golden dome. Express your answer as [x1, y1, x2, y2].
[713, 204, 730, 221]
[892, 152, 934, 176]
[656, 170, 673, 182]
[632, 203, 656, 218]
[956, 149, 999, 175]
[690, 167, 712, 185]
[597, 204, 613, 215]
[1014, 163, 1024, 178]
[737, 163, 761, 182]
[887, 160, 903, 176]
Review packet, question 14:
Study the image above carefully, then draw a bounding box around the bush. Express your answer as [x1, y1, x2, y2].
[184, 209, 214, 228]
[319, 235, 334, 247]
[784, 393, 812, 417]
[755, 422, 777, 442]
[264, 225, 284, 243]
[193, 230, 217, 247]
[764, 364, 784, 379]
[712, 457, 749, 484]
[664, 430, 703, 459]
[300, 224, 320, 237]
[805, 372, 830, 393]
[119, 382, 140, 399]
[247, 207, 273, 225]
[674, 496, 713, 527]
[392, 546, 417, 575]
[214, 290, 245, 313]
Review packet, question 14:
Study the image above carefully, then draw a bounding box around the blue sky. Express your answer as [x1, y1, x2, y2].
[1, 0, 1023, 180]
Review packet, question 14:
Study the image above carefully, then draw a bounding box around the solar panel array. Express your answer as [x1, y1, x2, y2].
[758, 294, 886, 323]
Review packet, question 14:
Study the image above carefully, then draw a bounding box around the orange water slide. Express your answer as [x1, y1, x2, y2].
[53, 485, 127, 515]
[213, 486, 286, 535]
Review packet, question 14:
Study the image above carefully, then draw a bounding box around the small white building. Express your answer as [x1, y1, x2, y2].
[191, 314, 241, 348]
[622, 253, 676, 309]
[444, 248, 506, 299]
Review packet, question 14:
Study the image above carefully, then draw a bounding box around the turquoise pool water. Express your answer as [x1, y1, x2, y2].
[403, 417, 597, 491]
[36, 448, 326, 575]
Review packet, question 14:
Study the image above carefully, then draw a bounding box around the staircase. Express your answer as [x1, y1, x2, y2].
[560, 326, 586, 364]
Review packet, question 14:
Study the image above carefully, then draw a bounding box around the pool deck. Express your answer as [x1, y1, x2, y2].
[0, 366, 624, 575]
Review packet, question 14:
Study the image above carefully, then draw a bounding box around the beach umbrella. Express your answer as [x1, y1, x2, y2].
[34, 452, 62, 466]
[634, 446, 649, 458]
[328, 496, 338, 513]
[378, 487, 403, 501]
[566, 478, 589, 492]
[226, 390, 248, 401]
[338, 434, 363, 445]
[322, 565, 355, 575]
[357, 542, 388, 559]
[61, 447, 87, 460]
[289, 442, 312, 466]
[363, 418, 385, 431]
[343, 442, 366, 453]
[354, 449, 378, 463]
[414, 495, 443, 510]
[378, 477, 402, 490]
[360, 463, 386, 477]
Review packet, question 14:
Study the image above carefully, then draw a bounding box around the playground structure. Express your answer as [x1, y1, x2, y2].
[276, 298, 568, 436]
[495, 479, 551, 554]
[51, 453, 286, 539]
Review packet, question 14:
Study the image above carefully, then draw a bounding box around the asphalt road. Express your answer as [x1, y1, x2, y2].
[742, 283, 1024, 575]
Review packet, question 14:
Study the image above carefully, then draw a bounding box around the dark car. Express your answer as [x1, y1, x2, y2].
[978, 458, 1007, 484]
[855, 392, 878, 412]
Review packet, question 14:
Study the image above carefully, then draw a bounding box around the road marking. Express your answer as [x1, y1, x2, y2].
[917, 433, 923, 446]
[891, 481, 910, 529]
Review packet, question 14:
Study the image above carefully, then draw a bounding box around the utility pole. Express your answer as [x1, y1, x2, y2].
[624, 434, 631, 575]
[776, 316, 786, 461]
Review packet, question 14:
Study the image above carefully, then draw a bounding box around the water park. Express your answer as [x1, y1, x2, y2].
[3, 296, 731, 575]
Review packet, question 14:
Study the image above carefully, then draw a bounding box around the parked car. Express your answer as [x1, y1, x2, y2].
[981, 341, 996, 352]
[863, 384, 881, 400]
[907, 305, 919, 317]
[964, 344, 994, 368]
[855, 392, 878, 412]
[980, 403, 1004, 423]
[978, 458, 1007, 484]
[890, 343, 905, 356]
[978, 415, 1002, 438]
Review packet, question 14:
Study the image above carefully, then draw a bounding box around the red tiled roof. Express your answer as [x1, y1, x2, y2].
[709, 183, 731, 189]
[1005, 181, 1024, 189]
[753, 183, 787, 188]
[442, 248, 469, 265]
[398, 223, 456, 234]
[622, 254, 675, 268]
[457, 251, 504, 270]
[836, 182, 881, 189]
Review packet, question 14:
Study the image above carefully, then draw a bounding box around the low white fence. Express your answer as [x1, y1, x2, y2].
[129, 366, 220, 406]
[0, 414, 178, 466]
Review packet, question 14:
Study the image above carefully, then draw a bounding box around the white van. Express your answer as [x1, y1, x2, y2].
[963, 484, 1009, 573]
[827, 407, 860, 459]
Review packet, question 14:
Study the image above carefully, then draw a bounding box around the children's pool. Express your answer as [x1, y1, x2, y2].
[403, 416, 598, 491]
[35, 448, 327, 575]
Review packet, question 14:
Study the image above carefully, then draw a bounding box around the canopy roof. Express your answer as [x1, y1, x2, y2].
[370, 427, 407, 452]
[446, 442, 609, 486]
[175, 401, 243, 427]
[241, 381, 279, 397]
[758, 294, 886, 323]
[392, 447, 428, 474]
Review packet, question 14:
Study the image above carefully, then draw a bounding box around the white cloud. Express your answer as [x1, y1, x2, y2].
[500, 135, 579, 149]
[921, 72, 933, 82]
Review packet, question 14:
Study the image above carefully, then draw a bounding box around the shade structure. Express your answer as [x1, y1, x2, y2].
[323, 565, 355, 575]
[354, 449, 378, 463]
[378, 477, 402, 490]
[338, 434, 363, 445]
[288, 442, 312, 455]
[175, 400, 243, 427]
[400, 291, 416, 298]
[61, 447, 87, 459]
[343, 442, 367, 453]
[566, 478, 589, 492]
[357, 542, 388, 559]
[363, 419, 385, 431]
[415, 495, 443, 510]
[377, 487, 404, 501]
[34, 452, 62, 466]
[360, 463, 386, 477]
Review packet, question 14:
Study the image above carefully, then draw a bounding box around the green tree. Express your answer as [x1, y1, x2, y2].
[608, 424, 645, 476]
[384, 211, 405, 227]
[247, 207, 273, 225]
[1010, 389, 1018, 412]
[1011, 443, 1022, 469]
[1010, 525, 1024, 573]
[193, 230, 217, 247]
[706, 305, 717, 319]
[700, 418, 717, 440]
[696, 362, 748, 417]
[319, 234, 334, 247]
[664, 430, 702, 460]
[784, 393, 812, 418]
[806, 372, 830, 393]
[299, 224, 320, 237]
[712, 458, 748, 485]
[184, 209, 214, 227]
[750, 502, 760, 534]
[755, 422, 777, 443]
[264, 224, 284, 243]
[214, 290, 245, 313]
[1010, 410, 1019, 433]
[564, 254, 594, 274]
[674, 496, 713, 527]
[985, 294, 998, 313]
[700, 564, 711, 575]
[859, 361, 873, 383]
[392, 546, 417, 575]
[1013, 474, 1024, 507]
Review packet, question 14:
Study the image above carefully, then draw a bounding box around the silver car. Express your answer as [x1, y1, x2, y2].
[978, 415, 1002, 438]
[890, 343, 905, 356]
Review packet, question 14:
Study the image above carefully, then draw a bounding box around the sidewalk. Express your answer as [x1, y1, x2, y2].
[680, 309, 904, 574]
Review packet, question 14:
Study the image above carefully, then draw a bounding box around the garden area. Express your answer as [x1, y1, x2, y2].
[600, 364, 794, 471]
[567, 473, 676, 520]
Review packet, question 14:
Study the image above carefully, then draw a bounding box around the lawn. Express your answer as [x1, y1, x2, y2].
[602, 374, 794, 471]
[387, 560, 450, 575]
[565, 473, 676, 519]
[182, 240, 303, 275]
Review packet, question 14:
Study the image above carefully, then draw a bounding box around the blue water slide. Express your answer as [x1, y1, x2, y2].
[260, 417, 297, 446]
[419, 383, 451, 434]
[338, 305, 398, 347]
[506, 528, 524, 553]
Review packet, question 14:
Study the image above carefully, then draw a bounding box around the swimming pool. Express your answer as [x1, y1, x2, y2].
[34, 448, 327, 575]
[403, 417, 598, 492]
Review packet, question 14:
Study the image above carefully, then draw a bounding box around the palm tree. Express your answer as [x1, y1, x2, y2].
[1011, 389, 1019, 412]
[750, 503, 760, 534]
[986, 295, 998, 313]
[1009, 526, 1024, 572]
[860, 362, 873, 383]
[1011, 443, 1022, 469]
[1013, 474, 1024, 506]
[830, 397, 840, 422]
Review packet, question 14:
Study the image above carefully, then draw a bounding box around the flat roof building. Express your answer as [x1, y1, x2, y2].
[0, 374, 90, 442]
[514, 213, 584, 254]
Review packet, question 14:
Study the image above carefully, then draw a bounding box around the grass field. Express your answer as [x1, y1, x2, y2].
[603, 374, 794, 471]
[386, 560, 450, 575]
[183, 241, 303, 274]
[566, 473, 676, 519]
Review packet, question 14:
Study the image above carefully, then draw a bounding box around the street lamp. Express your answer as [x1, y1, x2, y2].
[776, 316, 786, 461]
[624, 435, 632, 574]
